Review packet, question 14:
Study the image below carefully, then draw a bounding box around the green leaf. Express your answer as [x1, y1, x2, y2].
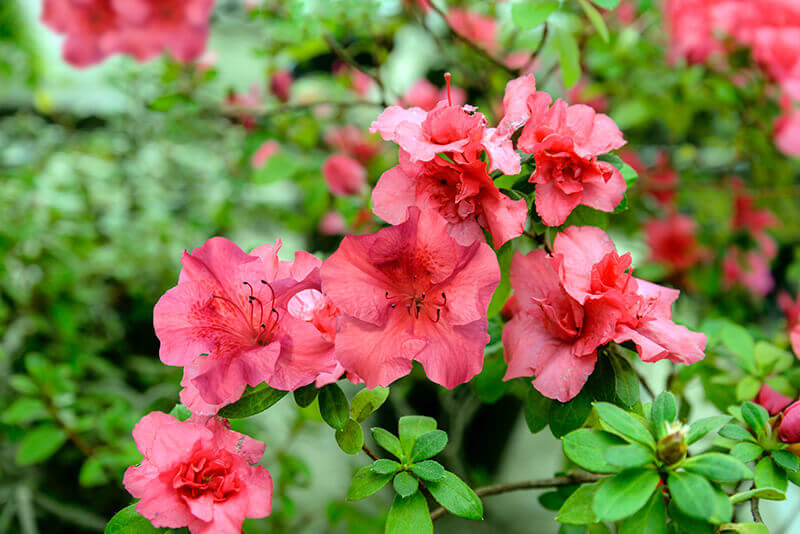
[550, 389, 593, 438]
[594, 402, 656, 449]
[105, 504, 164, 534]
[148, 93, 191, 112]
[718, 524, 770, 534]
[649, 392, 677, 439]
[687, 415, 731, 445]
[511, 0, 560, 30]
[293, 383, 318, 408]
[754, 342, 794, 375]
[604, 443, 653, 468]
[350, 387, 389, 423]
[667, 471, 717, 521]
[80, 456, 109, 487]
[372, 459, 401, 475]
[609, 352, 640, 409]
[729, 487, 786, 504]
[398, 416, 437, 458]
[218, 384, 287, 419]
[682, 453, 753, 482]
[563, 429, 627, 473]
[372, 428, 404, 460]
[718, 424, 755, 442]
[577, 0, 609, 42]
[16, 424, 67, 465]
[667, 500, 715, 534]
[557, 482, 601, 525]
[772, 450, 800, 472]
[426, 471, 484, 520]
[2, 397, 47, 424]
[385, 491, 432, 534]
[347, 465, 393, 501]
[755, 456, 788, 491]
[731, 442, 764, 463]
[720, 323, 756, 373]
[319, 383, 349, 430]
[410, 460, 445, 482]
[168, 404, 191, 422]
[618, 489, 666, 534]
[741, 402, 769, 435]
[488, 243, 514, 317]
[593, 468, 660, 521]
[553, 25, 581, 88]
[393, 471, 419, 498]
[525, 387, 552, 434]
[735, 377, 762, 403]
[409, 430, 447, 463]
[710, 485, 733, 524]
[335, 418, 364, 455]
[591, 0, 620, 8]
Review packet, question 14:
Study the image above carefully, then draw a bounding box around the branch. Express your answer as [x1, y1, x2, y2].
[430, 472, 605, 521]
[250, 100, 383, 120]
[520, 23, 549, 74]
[362, 444, 380, 461]
[751, 483, 764, 524]
[323, 34, 389, 106]
[427, 2, 517, 77]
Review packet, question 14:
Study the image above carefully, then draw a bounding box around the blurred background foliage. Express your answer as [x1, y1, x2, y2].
[0, 0, 798, 533]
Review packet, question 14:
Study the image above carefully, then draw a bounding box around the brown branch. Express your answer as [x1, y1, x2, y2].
[430, 472, 605, 521]
[427, 2, 517, 77]
[521, 23, 549, 74]
[362, 444, 380, 461]
[750, 482, 764, 524]
[38, 385, 95, 458]
[323, 34, 389, 106]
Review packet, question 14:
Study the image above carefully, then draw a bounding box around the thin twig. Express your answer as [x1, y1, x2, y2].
[521, 23, 549, 73]
[430, 472, 605, 520]
[323, 34, 389, 106]
[362, 444, 380, 461]
[751, 481, 764, 524]
[427, 2, 517, 76]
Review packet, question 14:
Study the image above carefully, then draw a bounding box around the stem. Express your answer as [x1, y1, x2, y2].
[37, 383, 94, 458]
[427, 2, 517, 77]
[362, 444, 380, 461]
[520, 23, 549, 73]
[750, 481, 764, 523]
[430, 472, 605, 521]
[323, 34, 389, 106]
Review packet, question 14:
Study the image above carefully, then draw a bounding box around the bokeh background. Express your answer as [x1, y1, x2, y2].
[1, 0, 799, 532]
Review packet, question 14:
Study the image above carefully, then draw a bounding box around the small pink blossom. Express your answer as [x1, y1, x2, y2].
[401, 79, 466, 112]
[155, 237, 340, 414]
[251, 140, 280, 169]
[775, 100, 800, 157]
[645, 214, 707, 272]
[722, 247, 774, 298]
[371, 150, 527, 248]
[123, 412, 272, 534]
[779, 400, 800, 453]
[779, 291, 800, 357]
[322, 154, 367, 196]
[518, 93, 627, 226]
[270, 70, 293, 102]
[504, 226, 706, 401]
[320, 207, 500, 389]
[447, 8, 499, 54]
[757, 384, 794, 415]
[565, 78, 609, 113]
[226, 85, 262, 130]
[41, 0, 123, 67]
[319, 211, 347, 235]
[324, 126, 381, 164]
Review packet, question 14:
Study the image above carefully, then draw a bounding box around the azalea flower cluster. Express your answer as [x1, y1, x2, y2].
[41, 0, 215, 68]
[121, 73, 710, 531]
[664, 0, 800, 156]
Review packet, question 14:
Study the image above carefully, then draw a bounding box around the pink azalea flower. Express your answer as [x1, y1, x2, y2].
[251, 140, 280, 169]
[322, 154, 367, 196]
[41, 0, 124, 68]
[518, 93, 627, 226]
[779, 400, 800, 454]
[663, 0, 723, 64]
[504, 226, 706, 401]
[775, 100, 800, 157]
[270, 70, 293, 102]
[225, 85, 262, 130]
[123, 412, 272, 534]
[645, 214, 707, 272]
[319, 211, 347, 235]
[324, 126, 381, 164]
[446, 8, 499, 54]
[155, 237, 340, 414]
[195, 49, 218, 72]
[778, 291, 800, 357]
[401, 79, 466, 112]
[732, 183, 778, 234]
[757, 383, 794, 415]
[371, 150, 528, 248]
[112, 0, 215, 63]
[320, 207, 500, 389]
[565, 78, 609, 113]
[722, 247, 774, 297]
[644, 151, 680, 208]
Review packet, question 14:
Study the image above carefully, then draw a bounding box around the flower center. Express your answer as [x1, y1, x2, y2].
[211, 280, 281, 346]
[385, 276, 447, 323]
[174, 452, 241, 502]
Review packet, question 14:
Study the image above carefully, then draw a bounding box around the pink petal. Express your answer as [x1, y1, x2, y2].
[413, 318, 489, 388]
[580, 162, 626, 212]
[371, 165, 417, 225]
[552, 226, 617, 302]
[534, 180, 582, 226]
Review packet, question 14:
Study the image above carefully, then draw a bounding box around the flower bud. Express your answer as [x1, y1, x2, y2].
[657, 422, 688, 466]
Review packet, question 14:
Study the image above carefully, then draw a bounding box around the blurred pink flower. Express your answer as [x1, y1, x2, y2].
[779, 400, 800, 454]
[41, 0, 124, 67]
[320, 207, 500, 389]
[251, 140, 279, 169]
[401, 78, 466, 111]
[565, 78, 609, 113]
[270, 70, 293, 102]
[324, 126, 381, 164]
[319, 211, 347, 235]
[775, 100, 800, 157]
[447, 8, 499, 53]
[225, 85, 262, 130]
[123, 412, 272, 534]
[722, 247, 774, 297]
[645, 213, 707, 272]
[322, 154, 367, 196]
[757, 383, 794, 415]
[196, 49, 217, 72]
[779, 291, 800, 357]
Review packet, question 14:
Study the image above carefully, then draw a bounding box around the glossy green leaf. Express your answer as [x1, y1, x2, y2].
[16, 424, 67, 465]
[618, 489, 666, 534]
[772, 450, 800, 472]
[410, 460, 445, 482]
[319, 383, 349, 430]
[525, 387, 552, 434]
[591, 0, 620, 8]
[347, 465, 393, 501]
[510, 0, 559, 30]
[372, 428, 404, 460]
[393, 471, 419, 498]
[609, 352, 640, 409]
[754, 456, 788, 491]
[550, 389, 593, 438]
[563, 428, 627, 473]
[604, 443, 653, 468]
[729, 487, 786, 504]
[488, 243, 514, 317]
[718, 424, 755, 442]
[667, 471, 717, 521]
[557, 481, 601, 525]
[687, 415, 731, 444]
[335, 418, 364, 455]
[409, 430, 447, 463]
[682, 453, 753, 482]
[741, 402, 769, 435]
[371, 459, 401, 475]
[350, 387, 389, 423]
[593, 468, 660, 521]
[553, 25, 581, 88]
[425, 471, 484, 520]
[594, 402, 656, 449]
[218, 384, 287, 419]
[718, 524, 770, 534]
[105, 504, 165, 534]
[398, 416, 437, 458]
[731, 442, 764, 463]
[649, 392, 677, 438]
[720, 323, 756, 373]
[577, 0, 609, 42]
[385, 491, 432, 534]
[293, 383, 318, 408]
